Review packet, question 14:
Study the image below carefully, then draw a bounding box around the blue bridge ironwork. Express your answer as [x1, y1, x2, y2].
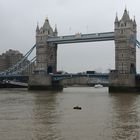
[52, 73, 109, 81]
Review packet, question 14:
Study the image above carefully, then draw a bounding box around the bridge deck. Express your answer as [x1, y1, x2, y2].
[47, 32, 115, 44]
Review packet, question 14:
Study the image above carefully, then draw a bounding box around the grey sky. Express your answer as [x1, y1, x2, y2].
[1, 0, 140, 73]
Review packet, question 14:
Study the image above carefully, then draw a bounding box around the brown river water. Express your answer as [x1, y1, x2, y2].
[0, 87, 140, 140]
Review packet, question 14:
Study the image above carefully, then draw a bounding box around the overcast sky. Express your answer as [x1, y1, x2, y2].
[1, 0, 140, 73]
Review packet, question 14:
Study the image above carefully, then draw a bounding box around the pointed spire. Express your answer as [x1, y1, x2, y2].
[45, 17, 48, 22]
[54, 24, 58, 33]
[54, 24, 58, 36]
[133, 16, 136, 26]
[115, 13, 119, 23]
[125, 5, 127, 11]
[121, 8, 130, 21]
[36, 22, 39, 33]
[43, 17, 50, 30]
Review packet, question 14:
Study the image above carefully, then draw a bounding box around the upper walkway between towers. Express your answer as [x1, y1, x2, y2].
[46, 32, 115, 44]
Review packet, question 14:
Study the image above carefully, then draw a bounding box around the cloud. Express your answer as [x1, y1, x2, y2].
[0, 0, 140, 72]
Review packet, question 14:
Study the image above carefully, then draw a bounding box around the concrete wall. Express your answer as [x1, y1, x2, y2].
[28, 75, 52, 86]
[62, 76, 88, 86]
[62, 76, 108, 86]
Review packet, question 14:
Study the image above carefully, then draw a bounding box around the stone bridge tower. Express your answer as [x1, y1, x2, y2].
[35, 18, 57, 74]
[28, 18, 63, 90]
[109, 9, 137, 92]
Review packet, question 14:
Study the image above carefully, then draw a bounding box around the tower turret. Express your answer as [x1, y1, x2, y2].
[115, 13, 118, 23]
[121, 8, 130, 21]
[42, 17, 54, 36]
[54, 24, 58, 36]
[36, 23, 40, 34]
[115, 13, 119, 29]
[133, 17, 136, 26]
[35, 18, 57, 74]
[133, 17, 137, 32]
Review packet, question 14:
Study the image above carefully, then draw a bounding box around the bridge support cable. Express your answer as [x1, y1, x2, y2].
[8, 44, 37, 70]
[16, 56, 36, 75]
[136, 40, 140, 48]
[0, 44, 37, 76]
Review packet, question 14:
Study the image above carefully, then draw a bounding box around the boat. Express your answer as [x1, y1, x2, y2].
[73, 106, 82, 110]
[94, 84, 103, 88]
[0, 80, 28, 88]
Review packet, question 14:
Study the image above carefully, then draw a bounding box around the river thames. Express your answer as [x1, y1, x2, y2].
[0, 87, 140, 140]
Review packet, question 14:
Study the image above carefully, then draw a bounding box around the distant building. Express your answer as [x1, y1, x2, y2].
[0, 55, 8, 71]
[0, 49, 23, 72]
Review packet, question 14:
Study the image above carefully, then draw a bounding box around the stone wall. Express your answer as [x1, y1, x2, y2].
[62, 76, 91, 86]
[109, 70, 135, 87]
[28, 75, 52, 86]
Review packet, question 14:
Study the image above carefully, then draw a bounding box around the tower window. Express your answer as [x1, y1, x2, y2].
[118, 23, 120, 27]
[50, 55, 53, 60]
[121, 30, 123, 34]
[122, 63, 123, 71]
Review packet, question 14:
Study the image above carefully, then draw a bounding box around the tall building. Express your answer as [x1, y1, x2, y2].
[109, 9, 136, 89]
[0, 49, 23, 72]
[0, 55, 8, 71]
[5, 49, 23, 67]
[35, 18, 58, 74]
[114, 9, 136, 74]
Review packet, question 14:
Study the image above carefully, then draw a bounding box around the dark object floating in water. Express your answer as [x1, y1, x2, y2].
[73, 106, 82, 110]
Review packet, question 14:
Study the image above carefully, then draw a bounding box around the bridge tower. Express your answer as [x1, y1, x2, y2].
[35, 18, 57, 74]
[109, 9, 137, 92]
[28, 18, 63, 90]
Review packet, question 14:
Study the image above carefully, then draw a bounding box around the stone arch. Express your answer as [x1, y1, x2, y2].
[47, 66, 53, 74]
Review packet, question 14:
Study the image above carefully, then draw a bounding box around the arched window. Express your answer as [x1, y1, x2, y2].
[130, 63, 136, 74]
[124, 22, 127, 26]
[47, 66, 53, 74]
[120, 30, 123, 34]
[50, 55, 53, 60]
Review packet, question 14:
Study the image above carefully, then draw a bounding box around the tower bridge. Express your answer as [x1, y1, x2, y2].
[1, 9, 140, 92]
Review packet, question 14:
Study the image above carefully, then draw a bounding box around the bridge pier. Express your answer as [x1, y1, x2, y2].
[29, 9, 140, 92]
[28, 74, 63, 91]
[28, 17, 64, 91]
[109, 72, 138, 92]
